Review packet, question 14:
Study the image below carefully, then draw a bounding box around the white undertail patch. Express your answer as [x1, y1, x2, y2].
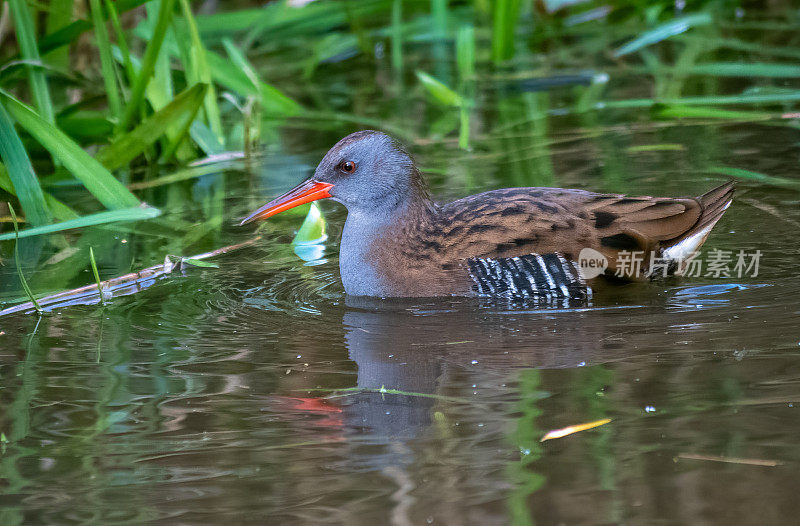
[662, 223, 715, 261]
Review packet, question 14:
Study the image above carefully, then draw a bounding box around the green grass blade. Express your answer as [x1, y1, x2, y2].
[160, 98, 206, 161]
[104, 0, 136, 88]
[708, 166, 800, 189]
[0, 102, 51, 226]
[416, 71, 462, 106]
[456, 24, 475, 150]
[456, 24, 475, 89]
[96, 83, 208, 170]
[7, 204, 42, 313]
[7, 0, 55, 124]
[458, 105, 470, 150]
[431, 0, 449, 73]
[0, 164, 77, 221]
[88, 247, 107, 303]
[657, 106, 773, 120]
[575, 73, 609, 113]
[44, 0, 74, 71]
[126, 164, 228, 190]
[0, 206, 161, 241]
[391, 0, 403, 74]
[89, 247, 101, 284]
[88, 0, 123, 119]
[0, 91, 140, 209]
[145, 1, 175, 109]
[236, 1, 390, 47]
[678, 35, 800, 61]
[178, 0, 223, 141]
[614, 13, 712, 57]
[626, 144, 686, 153]
[492, 0, 521, 63]
[689, 63, 800, 78]
[189, 121, 225, 155]
[599, 89, 800, 109]
[37, 0, 149, 56]
[205, 50, 257, 92]
[221, 39, 261, 92]
[118, 0, 177, 131]
[210, 47, 302, 116]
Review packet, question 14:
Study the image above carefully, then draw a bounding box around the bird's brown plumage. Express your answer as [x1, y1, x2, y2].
[367, 182, 735, 297]
[241, 130, 734, 298]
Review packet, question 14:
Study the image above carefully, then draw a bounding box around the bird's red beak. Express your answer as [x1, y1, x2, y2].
[239, 179, 334, 225]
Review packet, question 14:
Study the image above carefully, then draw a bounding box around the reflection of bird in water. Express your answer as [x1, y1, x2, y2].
[338, 297, 610, 456]
[337, 298, 615, 525]
[342, 307, 443, 441]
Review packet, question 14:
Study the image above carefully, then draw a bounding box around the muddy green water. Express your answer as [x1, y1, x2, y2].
[3, 22, 800, 526]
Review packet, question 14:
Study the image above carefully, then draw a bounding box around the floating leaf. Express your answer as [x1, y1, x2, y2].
[540, 418, 611, 442]
[292, 203, 327, 263]
[182, 258, 220, 268]
[292, 202, 327, 245]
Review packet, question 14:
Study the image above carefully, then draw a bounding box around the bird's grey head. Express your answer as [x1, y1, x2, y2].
[313, 131, 427, 215]
[238, 131, 430, 226]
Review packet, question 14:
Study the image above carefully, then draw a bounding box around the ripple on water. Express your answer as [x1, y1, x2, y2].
[668, 281, 774, 310]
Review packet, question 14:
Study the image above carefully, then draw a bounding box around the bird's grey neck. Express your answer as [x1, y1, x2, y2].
[339, 200, 435, 297]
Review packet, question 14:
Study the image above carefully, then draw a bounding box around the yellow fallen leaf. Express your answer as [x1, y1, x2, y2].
[540, 418, 612, 442]
[677, 453, 783, 467]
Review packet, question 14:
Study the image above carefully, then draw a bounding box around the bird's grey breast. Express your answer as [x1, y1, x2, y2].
[339, 211, 393, 297]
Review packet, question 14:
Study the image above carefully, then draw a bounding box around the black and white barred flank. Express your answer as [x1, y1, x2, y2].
[467, 253, 589, 301]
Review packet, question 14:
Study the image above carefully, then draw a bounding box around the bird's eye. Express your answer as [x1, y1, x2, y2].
[338, 160, 356, 174]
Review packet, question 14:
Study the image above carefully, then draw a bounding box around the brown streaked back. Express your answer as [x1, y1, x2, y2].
[428, 181, 735, 278]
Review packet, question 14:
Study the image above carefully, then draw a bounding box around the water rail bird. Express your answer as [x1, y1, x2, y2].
[241, 131, 734, 299]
